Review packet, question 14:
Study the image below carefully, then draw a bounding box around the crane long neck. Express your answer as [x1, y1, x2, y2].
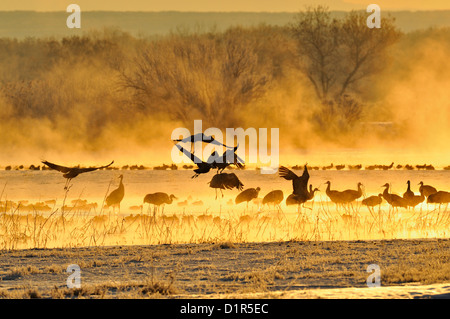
[383, 185, 390, 196]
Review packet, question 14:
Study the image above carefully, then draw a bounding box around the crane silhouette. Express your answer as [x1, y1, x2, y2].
[143, 192, 177, 219]
[211, 145, 245, 173]
[208, 173, 244, 199]
[325, 181, 362, 207]
[279, 164, 309, 199]
[381, 183, 408, 210]
[173, 133, 233, 153]
[403, 180, 424, 209]
[262, 190, 284, 208]
[403, 180, 415, 200]
[362, 194, 383, 212]
[340, 183, 364, 203]
[42, 160, 114, 189]
[324, 181, 341, 207]
[418, 181, 438, 198]
[324, 181, 363, 208]
[105, 175, 124, 213]
[427, 191, 450, 207]
[175, 144, 216, 178]
[286, 185, 319, 211]
[175, 144, 243, 178]
[235, 187, 261, 209]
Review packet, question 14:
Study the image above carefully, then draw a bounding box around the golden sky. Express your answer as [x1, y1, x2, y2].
[1, 0, 449, 11]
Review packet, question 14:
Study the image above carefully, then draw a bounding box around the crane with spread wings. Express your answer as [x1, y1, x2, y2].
[42, 160, 114, 189]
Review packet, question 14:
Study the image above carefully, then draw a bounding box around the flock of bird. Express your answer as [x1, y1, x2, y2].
[34, 134, 449, 218]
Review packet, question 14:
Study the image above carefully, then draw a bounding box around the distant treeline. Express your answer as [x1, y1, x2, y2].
[0, 9, 449, 156]
[1, 10, 450, 39]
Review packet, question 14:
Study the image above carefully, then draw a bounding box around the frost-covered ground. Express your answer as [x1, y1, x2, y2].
[0, 239, 448, 299]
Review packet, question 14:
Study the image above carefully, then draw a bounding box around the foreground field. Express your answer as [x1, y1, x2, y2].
[0, 239, 449, 299]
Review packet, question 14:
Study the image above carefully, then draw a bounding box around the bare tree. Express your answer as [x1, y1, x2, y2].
[337, 11, 400, 97]
[291, 6, 340, 101]
[291, 6, 401, 135]
[121, 29, 270, 128]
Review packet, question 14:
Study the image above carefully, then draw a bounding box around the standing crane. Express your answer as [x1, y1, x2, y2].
[143, 192, 177, 219]
[262, 190, 284, 208]
[208, 173, 244, 199]
[105, 175, 125, 213]
[235, 187, 261, 209]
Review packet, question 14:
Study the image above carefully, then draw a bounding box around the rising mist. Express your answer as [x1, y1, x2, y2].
[0, 14, 449, 168]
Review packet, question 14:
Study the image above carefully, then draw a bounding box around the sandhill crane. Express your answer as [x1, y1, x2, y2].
[325, 181, 363, 207]
[403, 180, 424, 209]
[208, 173, 244, 199]
[235, 187, 261, 209]
[382, 162, 394, 170]
[339, 183, 363, 202]
[42, 160, 114, 190]
[105, 175, 124, 213]
[175, 144, 216, 178]
[403, 180, 414, 200]
[286, 193, 299, 206]
[418, 182, 438, 198]
[279, 164, 309, 199]
[211, 145, 245, 173]
[143, 192, 177, 219]
[362, 194, 383, 212]
[325, 181, 342, 207]
[262, 190, 284, 208]
[427, 191, 450, 206]
[175, 144, 243, 178]
[381, 183, 407, 210]
[286, 185, 319, 210]
[173, 133, 233, 153]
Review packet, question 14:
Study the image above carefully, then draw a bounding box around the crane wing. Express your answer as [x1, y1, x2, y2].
[279, 165, 309, 196]
[175, 144, 205, 165]
[78, 161, 114, 173]
[220, 145, 245, 166]
[41, 161, 72, 173]
[210, 139, 234, 149]
[279, 166, 298, 180]
[227, 173, 244, 191]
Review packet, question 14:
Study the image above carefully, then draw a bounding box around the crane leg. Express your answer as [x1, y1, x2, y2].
[64, 178, 72, 190]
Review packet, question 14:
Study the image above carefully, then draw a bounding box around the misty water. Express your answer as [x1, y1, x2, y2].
[0, 168, 448, 216]
[0, 167, 449, 248]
